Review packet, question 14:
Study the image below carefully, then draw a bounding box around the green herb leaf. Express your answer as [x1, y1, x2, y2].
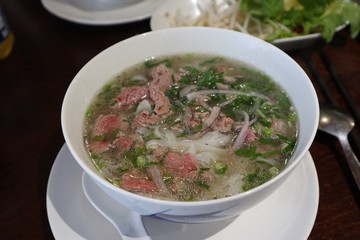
[198, 181, 210, 190]
[144, 58, 171, 68]
[242, 169, 272, 191]
[235, 145, 260, 160]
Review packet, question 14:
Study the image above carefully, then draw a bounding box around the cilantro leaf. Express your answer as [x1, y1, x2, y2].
[240, 0, 360, 42]
[342, 2, 360, 38]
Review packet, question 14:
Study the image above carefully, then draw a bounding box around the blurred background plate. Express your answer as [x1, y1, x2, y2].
[41, 0, 168, 25]
[150, 0, 346, 51]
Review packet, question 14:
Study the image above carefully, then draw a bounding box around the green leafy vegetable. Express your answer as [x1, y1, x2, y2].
[199, 57, 223, 66]
[235, 145, 261, 160]
[92, 128, 119, 142]
[242, 169, 273, 191]
[99, 83, 120, 102]
[145, 58, 171, 68]
[240, 0, 360, 42]
[163, 173, 174, 184]
[198, 181, 210, 190]
[199, 167, 210, 174]
[214, 161, 228, 175]
[125, 147, 146, 168]
[135, 155, 147, 168]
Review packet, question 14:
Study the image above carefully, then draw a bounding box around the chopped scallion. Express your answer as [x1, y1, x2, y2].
[214, 161, 228, 175]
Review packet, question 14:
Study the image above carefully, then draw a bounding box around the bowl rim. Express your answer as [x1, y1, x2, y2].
[61, 26, 319, 207]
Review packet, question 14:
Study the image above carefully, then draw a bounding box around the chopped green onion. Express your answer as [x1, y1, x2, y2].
[199, 167, 210, 174]
[86, 107, 94, 119]
[263, 128, 273, 136]
[113, 179, 121, 187]
[269, 166, 279, 175]
[235, 145, 260, 160]
[144, 58, 171, 68]
[214, 161, 228, 175]
[163, 173, 173, 184]
[135, 155, 147, 168]
[198, 181, 210, 189]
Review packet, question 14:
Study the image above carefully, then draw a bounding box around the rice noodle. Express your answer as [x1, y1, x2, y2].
[199, 130, 231, 147]
[183, 105, 193, 132]
[224, 174, 243, 196]
[179, 85, 197, 97]
[166, 0, 277, 40]
[256, 157, 278, 166]
[135, 100, 152, 114]
[195, 151, 219, 165]
[146, 127, 231, 164]
[135, 127, 150, 136]
[131, 75, 147, 82]
[219, 94, 237, 107]
[147, 165, 171, 196]
[145, 155, 171, 196]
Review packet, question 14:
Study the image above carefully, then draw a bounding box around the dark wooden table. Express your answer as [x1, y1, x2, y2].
[1, 1, 359, 239]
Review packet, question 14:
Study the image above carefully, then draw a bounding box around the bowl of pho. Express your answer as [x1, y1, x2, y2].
[61, 27, 319, 220]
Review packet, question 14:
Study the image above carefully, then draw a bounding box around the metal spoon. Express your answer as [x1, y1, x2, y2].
[81, 172, 151, 240]
[318, 105, 360, 189]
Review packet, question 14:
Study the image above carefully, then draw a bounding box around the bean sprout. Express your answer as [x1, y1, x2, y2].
[166, 0, 277, 40]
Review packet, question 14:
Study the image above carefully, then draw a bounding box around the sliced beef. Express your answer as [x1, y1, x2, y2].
[133, 110, 162, 128]
[120, 172, 156, 192]
[164, 152, 198, 179]
[115, 86, 149, 107]
[148, 85, 170, 116]
[112, 136, 133, 154]
[212, 116, 234, 133]
[187, 111, 210, 129]
[245, 128, 256, 143]
[89, 141, 109, 154]
[92, 114, 128, 136]
[149, 64, 172, 91]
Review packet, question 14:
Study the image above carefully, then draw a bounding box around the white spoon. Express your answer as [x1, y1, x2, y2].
[81, 172, 151, 240]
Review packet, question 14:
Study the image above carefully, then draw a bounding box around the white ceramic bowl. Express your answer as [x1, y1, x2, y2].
[62, 27, 319, 219]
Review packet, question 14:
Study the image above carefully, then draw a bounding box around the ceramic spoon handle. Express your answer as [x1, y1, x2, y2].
[119, 216, 151, 240]
[82, 173, 151, 240]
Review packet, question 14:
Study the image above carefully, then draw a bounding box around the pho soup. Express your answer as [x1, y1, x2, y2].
[84, 54, 298, 201]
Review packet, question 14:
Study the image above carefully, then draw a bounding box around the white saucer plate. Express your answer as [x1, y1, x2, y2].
[46, 144, 319, 239]
[41, 0, 168, 25]
[150, 0, 344, 50]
